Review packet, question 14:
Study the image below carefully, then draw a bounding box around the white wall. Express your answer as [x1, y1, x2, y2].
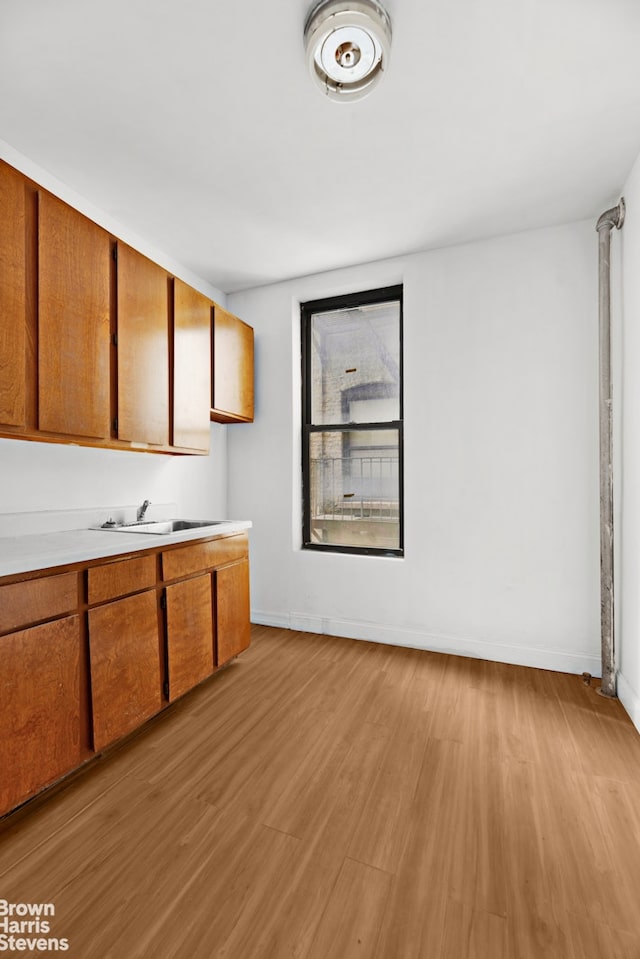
[0, 140, 230, 523]
[618, 152, 640, 732]
[0, 138, 223, 302]
[0, 428, 228, 519]
[228, 220, 601, 676]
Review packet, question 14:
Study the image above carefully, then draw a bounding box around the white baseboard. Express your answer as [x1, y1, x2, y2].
[251, 610, 294, 630]
[617, 673, 640, 735]
[250, 608, 601, 677]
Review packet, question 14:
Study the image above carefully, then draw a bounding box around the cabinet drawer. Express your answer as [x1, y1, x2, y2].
[162, 533, 248, 581]
[0, 572, 78, 633]
[88, 554, 157, 604]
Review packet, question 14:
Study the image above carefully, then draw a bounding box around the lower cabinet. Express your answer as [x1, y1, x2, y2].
[0, 615, 81, 816]
[161, 532, 250, 669]
[165, 574, 214, 701]
[88, 590, 163, 751]
[216, 559, 251, 666]
[0, 531, 250, 818]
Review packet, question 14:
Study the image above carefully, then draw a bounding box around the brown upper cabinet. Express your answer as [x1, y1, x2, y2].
[116, 242, 170, 447]
[0, 160, 253, 453]
[211, 305, 254, 423]
[0, 161, 27, 429]
[173, 279, 211, 452]
[39, 192, 111, 439]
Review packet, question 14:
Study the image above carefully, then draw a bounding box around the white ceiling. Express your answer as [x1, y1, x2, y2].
[2, 0, 640, 293]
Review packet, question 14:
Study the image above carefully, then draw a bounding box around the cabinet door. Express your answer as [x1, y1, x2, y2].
[173, 279, 211, 452]
[88, 590, 162, 751]
[165, 574, 214, 701]
[215, 559, 251, 666]
[0, 615, 81, 816]
[211, 306, 254, 423]
[117, 243, 169, 446]
[38, 192, 111, 438]
[0, 161, 27, 428]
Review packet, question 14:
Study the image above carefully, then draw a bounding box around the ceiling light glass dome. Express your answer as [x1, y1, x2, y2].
[304, 0, 392, 102]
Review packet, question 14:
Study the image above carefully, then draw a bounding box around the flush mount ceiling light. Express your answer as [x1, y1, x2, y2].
[304, 0, 392, 102]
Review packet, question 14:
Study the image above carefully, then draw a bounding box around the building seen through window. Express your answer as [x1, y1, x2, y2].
[301, 286, 403, 555]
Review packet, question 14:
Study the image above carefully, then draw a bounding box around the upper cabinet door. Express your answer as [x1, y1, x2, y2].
[38, 192, 111, 438]
[0, 161, 27, 428]
[211, 305, 254, 423]
[173, 279, 211, 452]
[116, 243, 169, 446]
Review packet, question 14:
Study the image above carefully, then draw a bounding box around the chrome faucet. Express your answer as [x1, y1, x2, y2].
[136, 499, 151, 521]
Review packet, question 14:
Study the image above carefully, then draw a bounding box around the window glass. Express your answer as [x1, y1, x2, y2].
[310, 301, 401, 425]
[302, 286, 403, 556]
[309, 429, 401, 550]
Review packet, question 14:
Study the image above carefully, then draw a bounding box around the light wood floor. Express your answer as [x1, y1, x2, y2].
[1, 625, 640, 958]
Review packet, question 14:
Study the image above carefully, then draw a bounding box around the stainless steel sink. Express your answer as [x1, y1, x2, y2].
[100, 519, 225, 534]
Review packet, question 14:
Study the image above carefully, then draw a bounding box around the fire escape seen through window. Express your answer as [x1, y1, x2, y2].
[301, 285, 403, 556]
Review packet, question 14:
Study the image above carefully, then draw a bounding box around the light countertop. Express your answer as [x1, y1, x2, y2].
[0, 521, 252, 579]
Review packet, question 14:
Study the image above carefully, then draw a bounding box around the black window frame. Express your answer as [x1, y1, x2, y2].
[301, 284, 404, 557]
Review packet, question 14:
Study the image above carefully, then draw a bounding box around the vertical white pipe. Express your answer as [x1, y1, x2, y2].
[596, 199, 625, 698]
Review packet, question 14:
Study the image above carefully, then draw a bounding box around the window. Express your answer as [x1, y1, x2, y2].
[301, 285, 403, 556]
